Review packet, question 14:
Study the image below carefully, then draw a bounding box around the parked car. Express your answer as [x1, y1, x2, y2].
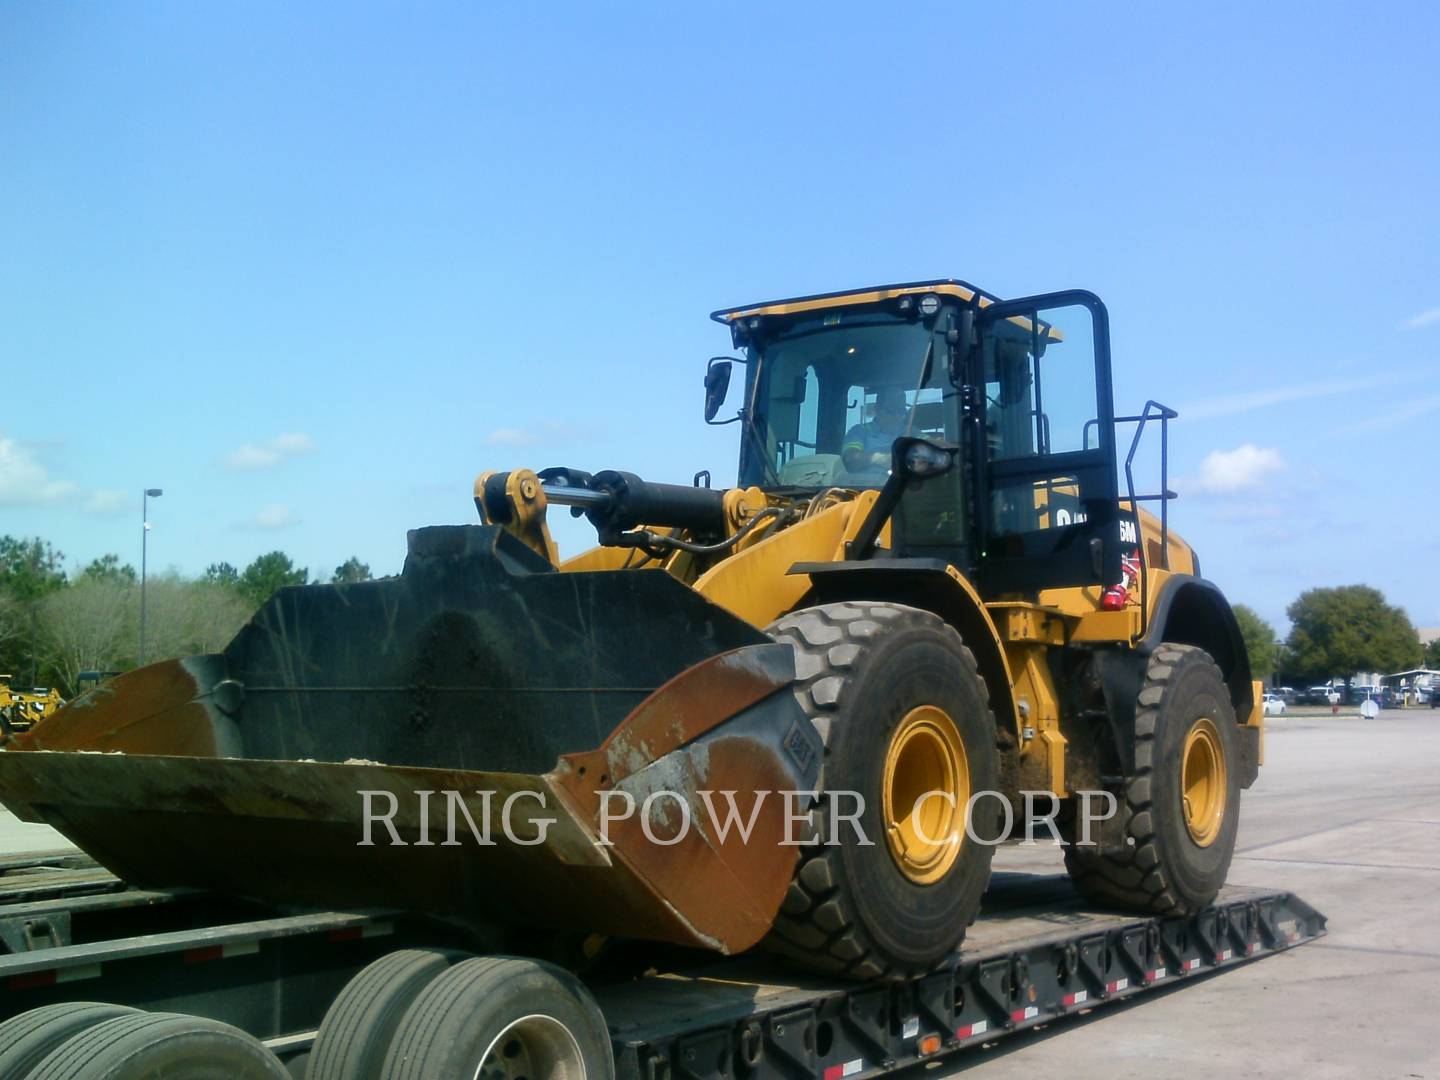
[1263, 692, 1287, 716]
[1347, 685, 1380, 706]
[1305, 685, 1337, 706]
[1279, 686, 1299, 705]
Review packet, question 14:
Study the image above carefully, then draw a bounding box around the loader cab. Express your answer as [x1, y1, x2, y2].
[713, 281, 1122, 596]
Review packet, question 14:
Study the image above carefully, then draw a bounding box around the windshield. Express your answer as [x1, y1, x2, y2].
[739, 316, 955, 489]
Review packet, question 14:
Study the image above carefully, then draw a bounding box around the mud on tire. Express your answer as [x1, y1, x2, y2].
[764, 602, 999, 980]
[1063, 643, 1241, 914]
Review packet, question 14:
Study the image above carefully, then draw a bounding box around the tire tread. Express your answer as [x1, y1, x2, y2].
[1063, 643, 1229, 914]
[765, 601, 994, 979]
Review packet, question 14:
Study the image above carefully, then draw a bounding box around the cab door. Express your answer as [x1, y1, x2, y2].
[971, 290, 1121, 595]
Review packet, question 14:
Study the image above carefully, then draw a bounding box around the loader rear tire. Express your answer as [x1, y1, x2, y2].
[765, 602, 999, 980]
[1063, 643, 1241, 914]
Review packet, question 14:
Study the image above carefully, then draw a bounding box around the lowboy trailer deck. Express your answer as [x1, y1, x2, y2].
[0, 850, 1325, 1078]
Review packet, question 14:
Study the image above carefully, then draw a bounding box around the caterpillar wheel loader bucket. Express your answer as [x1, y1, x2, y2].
[0, 525, 821, 954]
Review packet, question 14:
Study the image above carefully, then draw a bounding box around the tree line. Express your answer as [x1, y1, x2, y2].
[1233, 585, 1437, 684]
[0, 536, 373, 696]
[2, 531, 1431, 696]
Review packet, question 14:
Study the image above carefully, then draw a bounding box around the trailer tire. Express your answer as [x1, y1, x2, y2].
[28, 1012, 288, 1079]
[308, 949, 461, 1080]
[381, 956, 613, 1080]
[1064, 643, 1241, 914]
[0, 1002, 139, 1079]
[765, 602, 1000, 980]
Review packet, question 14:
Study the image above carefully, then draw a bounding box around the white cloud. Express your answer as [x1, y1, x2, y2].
[0, 435, 76, 506]
[223, 433, 316, 471]
[484, 427, 540, 447]
[1192, 444, 1286, 495]
[82, 489, 129, 516]
[1183, 377, 1377, 420]
[1400, 307, 1440, 330]
[1347, 392, 1440, 433]
[1209, 500, 1287, 523]
[482, 421, 596, 448]
[238, 504, 299, 530]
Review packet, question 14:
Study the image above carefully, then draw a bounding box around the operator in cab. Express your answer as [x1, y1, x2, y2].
[841, 387, 908, 483]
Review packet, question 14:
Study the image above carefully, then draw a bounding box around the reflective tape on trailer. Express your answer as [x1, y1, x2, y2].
[184, 941, 260, 964]
[326, 921, 394, 943]
[1062, 990, 1088, 1007]
[1009, 1005, 1039, 1022]
[955, 1020, 988, 1039]
[822, 1058, 864, 1080]
[7, 963, 102, 990]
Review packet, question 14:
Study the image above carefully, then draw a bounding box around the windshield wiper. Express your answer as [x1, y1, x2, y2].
[743, 407, 783, 487]
[741, 346, 783, 487]
[903, 339, 935, 437]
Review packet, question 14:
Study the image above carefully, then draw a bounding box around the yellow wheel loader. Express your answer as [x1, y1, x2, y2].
[0, 279, 1261, 983]
[0, 678, 63, 737]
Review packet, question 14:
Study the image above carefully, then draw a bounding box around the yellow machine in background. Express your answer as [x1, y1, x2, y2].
[0, 677, 63, 736]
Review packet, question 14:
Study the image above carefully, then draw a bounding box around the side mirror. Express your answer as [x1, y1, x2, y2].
[895, 436, 958, 479]
[848, 437, 959, 562]
[704, 358, 734, 423]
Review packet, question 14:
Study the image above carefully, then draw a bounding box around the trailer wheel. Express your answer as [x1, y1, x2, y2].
[1064, 643, 1241, 913]
[28, 1012, 289, 1079]
[381, 956, 613, 1080]
[308, 949, 462, 1080]
[765, 602, 999, 979]
[0, 1002, 139, 1079]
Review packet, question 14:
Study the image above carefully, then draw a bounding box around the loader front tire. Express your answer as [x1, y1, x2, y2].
[765, 602, 999, 980]
[1064, 643, 1241, 914]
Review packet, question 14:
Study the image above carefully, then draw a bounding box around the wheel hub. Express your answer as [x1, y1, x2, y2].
[1181, 716, 1227, 847]
[475, 1013, 587, 1080]
[881, 705, 969, 885]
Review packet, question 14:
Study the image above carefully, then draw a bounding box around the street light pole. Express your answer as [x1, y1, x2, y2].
[139, 487, 163, 665]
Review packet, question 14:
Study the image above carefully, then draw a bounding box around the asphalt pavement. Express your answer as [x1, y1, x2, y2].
[945, 708, 1440, 1079]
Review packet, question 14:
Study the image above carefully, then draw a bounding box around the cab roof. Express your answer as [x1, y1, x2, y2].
[710, 278, 1005, 324]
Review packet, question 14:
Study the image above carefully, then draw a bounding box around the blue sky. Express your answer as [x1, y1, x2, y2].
[2, 2, 1437, 633]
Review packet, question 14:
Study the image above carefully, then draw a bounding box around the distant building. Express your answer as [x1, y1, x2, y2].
[1381, 668, 1439, 704]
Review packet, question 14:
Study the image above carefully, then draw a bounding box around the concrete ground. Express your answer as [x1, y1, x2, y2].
[2, 709, 1436, 1076]
[944, 708, 1440, 1080]
[0, 805, 73, 855]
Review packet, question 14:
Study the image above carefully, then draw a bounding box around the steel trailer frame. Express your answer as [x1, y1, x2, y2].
[0, 851, 1325, 1076]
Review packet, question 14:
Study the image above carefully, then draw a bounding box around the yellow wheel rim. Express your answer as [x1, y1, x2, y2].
[881, 705, 969, 885]
[1181, 716, 1227, 847]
